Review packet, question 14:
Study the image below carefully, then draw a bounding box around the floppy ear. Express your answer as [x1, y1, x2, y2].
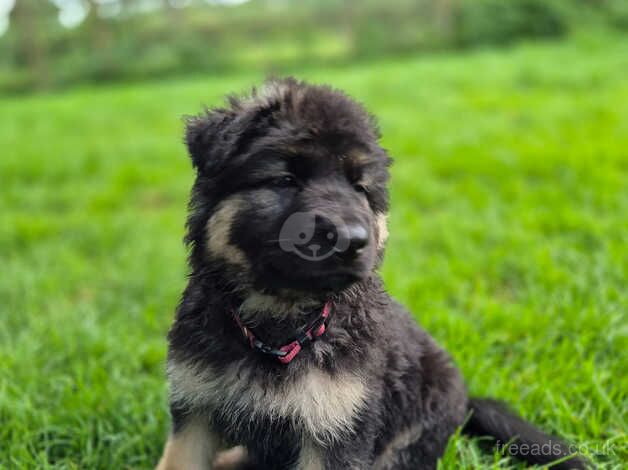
[184, 108, 234, 173]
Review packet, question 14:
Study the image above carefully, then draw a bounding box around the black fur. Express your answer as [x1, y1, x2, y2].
[163, 78, 587, 469]
[465, 399, 587, 469]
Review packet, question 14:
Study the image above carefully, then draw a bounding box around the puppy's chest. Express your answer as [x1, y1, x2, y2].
[169, 358, 367, 444]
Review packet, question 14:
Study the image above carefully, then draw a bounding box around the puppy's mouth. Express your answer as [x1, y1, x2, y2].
[260, 262, 366, 294]
[306, 271, 363, 291]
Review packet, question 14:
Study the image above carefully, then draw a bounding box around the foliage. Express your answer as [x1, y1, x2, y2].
[1, 0, 627, 94]
[456, 0, 567, 46]
[1, 33, 627, 468]
[605, 0, 628, 29]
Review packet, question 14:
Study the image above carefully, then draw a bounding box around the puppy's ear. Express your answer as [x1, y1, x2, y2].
[184, 108, 234, 173]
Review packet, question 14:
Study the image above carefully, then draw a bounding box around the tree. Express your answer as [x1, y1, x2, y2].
[9, 0, 56, 89]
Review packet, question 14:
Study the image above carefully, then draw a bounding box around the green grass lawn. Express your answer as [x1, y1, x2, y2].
[1, 33, 627, 469]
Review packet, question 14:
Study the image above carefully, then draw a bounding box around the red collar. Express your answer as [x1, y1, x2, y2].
[233, 301, 332, 364]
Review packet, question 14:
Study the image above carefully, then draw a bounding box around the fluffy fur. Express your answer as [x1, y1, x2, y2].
[158, 78, 587, 469]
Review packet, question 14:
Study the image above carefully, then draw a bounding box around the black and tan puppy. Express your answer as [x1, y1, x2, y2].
[158, 78, 586, 470]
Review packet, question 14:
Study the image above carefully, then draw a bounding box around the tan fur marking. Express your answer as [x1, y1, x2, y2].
[252, 188, 280, 207]
[156, 416, 216, 470]
[168, 360, 367, 445]
[206, 197, 247, 266]
[376, 213, 389, 249]
[372, 423, 423, 470]
[298, 440, 324, 470]
[213, 446, 248, 470]
[348, 151, 371, 166]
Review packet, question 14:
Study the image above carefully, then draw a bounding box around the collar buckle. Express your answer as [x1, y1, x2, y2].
[252, 339, 288, 358]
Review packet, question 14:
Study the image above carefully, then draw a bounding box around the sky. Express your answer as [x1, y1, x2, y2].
[0, 0, 14, 35]
[0, 0, 251, 36]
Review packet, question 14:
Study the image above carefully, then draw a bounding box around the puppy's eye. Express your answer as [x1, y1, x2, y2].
[272, 175, 297, 188]
[353, 183, 368, 194]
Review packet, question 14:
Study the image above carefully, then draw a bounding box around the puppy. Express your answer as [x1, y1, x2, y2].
[157, 78, 586, 469]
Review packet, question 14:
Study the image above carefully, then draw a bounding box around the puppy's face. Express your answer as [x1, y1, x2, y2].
[185, 79, 391, 298]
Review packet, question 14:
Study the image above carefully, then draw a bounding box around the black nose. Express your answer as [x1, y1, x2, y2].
[345, 223, 369, 253]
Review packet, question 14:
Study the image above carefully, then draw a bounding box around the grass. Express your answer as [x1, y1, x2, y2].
[1, 32, 627, 469]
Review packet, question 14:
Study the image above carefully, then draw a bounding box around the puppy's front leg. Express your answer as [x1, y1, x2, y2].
[157, 414, 218, 470]
[299, 438, 374, 470]
[297, 440, 325, 470]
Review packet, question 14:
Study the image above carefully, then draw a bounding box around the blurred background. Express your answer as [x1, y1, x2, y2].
[1, 1, 627, 468]
[1, 0, 628, 93]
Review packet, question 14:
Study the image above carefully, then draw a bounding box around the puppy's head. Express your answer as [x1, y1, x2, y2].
[185, 78, 391, 300]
